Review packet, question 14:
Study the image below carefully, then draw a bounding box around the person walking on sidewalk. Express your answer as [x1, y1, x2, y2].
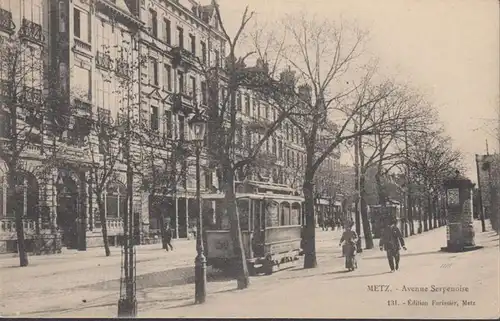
[379, 218, 406, 272]
[165, 223, 174, 251]
[339, 222, 358, 271]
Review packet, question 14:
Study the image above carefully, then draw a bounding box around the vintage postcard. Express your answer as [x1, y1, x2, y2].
[0, 0, 498, 319]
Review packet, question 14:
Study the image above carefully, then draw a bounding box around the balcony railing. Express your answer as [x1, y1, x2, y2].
[74, 98, 92, 115]
[0, 218, 36, 234]
[172, 93, 194, 114]
[19, 18, 44, 44]
[107, 217, 124, 231]
[0, 8, 15, 34]
[97, 107, 111, 123]
[21, 86, 42, 104]
[96, 51, 113, 70]
[74, 38, 92, 53]
[170, 46, 197, 68]
[115, 59, 130, 78]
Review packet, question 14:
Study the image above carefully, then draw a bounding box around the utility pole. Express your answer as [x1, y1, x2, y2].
[475, 154, 487, 232]
[353, 123, 362, 253]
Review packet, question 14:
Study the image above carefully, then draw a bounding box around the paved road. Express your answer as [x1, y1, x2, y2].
[2, 224, 497, 319]
[0, 229, 340, 317]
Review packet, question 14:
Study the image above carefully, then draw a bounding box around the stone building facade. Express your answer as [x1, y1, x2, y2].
[0, 0, 341, 254]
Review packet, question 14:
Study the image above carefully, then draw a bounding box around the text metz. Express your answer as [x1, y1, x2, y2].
[367, 285, 391, 292]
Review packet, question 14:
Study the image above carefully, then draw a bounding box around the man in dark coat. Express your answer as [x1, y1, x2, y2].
[379, 218, 406, 272]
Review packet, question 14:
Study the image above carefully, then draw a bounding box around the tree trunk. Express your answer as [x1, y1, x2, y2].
[8, 170, 29, 267]
[427, 193, 433, 230]
[423, 196, 428, 232]
[158, 209, 168, 250]
[303, 178, 317, 268]
[359, 174, 374, 249]
[97, 195, 111, 256]
[223, 165, 249, 289]
[375, 167, 385, 205]
[408, 193, 415, 235]
[418, 199, 423, 233]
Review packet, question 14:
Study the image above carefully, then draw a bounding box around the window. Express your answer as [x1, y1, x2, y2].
[163, 64, 172, 91]
[149, 57, 158, 86]
[150, 106, 159, 131]
[204, 171, 213, 190]
[149, 9, 158, 37]
[177, 26, 184, 48]
[244, 94, 250, 114]
[237, 92, 242, 110]
[246, 128, 252, 148]
[73, 8, 81, 38]
[278, 140, 283, 160]
[264, 104, 269, 119]
[256, 100, 261, 118]
[73, 8, 90, 42]
[105, 183, 126, 218]
[164, 18, 171, 44]
[290, 126, 294, 143]
[190, 76, 196, 99]
[178, 71, 184, 93]
[213, 49, 219, 67]
[164, 110, 172, 138]
[0, 173, 39, 219]
[285, 123, 289, 140]
[73, 65, 91, 100]
[201, 81, 207, 105]
[189, 34, 196, 54]
[272, 138, 277, 156]
[178, 115, 185, 140]
[200, 41, 207, 64]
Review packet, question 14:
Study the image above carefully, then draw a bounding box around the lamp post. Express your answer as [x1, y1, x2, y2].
[117, 106, 137, 317]
[189, 110, 207, 304]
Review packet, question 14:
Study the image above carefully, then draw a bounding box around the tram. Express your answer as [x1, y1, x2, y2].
[203, 180, 304, 275]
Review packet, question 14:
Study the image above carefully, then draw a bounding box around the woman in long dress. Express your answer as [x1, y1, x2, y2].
[339, 223, 358, 271]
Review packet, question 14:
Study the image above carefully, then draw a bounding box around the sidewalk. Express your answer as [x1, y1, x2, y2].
[2, 223, 497, 318]
[141, 222, 499, 319]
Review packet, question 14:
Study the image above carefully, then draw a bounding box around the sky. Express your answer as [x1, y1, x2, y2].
[203, 0, 500, 181]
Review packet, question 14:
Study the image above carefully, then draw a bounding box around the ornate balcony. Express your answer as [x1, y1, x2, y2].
[0, 218, 36, 235]
[21, 86, 42, 104]
[0, 8, 15, 35]
[74, 98, 92, 116]
[170, 46, 197, 69]
[96, 51, 113, 71]
[19, 18, 44, 44]
[115, 59, 130, 78]
[73, 38, 92, 55]
[172, 92, 194, 114]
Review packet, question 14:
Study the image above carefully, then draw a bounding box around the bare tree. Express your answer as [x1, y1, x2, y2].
[356, 90, 436, 248]
[200, 1, 295, 289]
[405, 129, 465, 232]
[139, 112, 193, 250]
[0, 34, 65, 266]
[254, 16, 416, 268]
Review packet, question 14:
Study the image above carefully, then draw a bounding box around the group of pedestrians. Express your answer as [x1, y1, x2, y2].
[320, 218, 345, 231]
[338, 217, 407, 273]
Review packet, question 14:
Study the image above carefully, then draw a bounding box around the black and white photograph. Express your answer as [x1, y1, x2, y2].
[0, 0, 498, 318]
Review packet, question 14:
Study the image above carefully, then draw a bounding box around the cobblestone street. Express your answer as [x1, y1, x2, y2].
[1, 222, 498, 319]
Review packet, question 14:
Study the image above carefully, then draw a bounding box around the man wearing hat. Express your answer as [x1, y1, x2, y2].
[379, 216, 406, 272]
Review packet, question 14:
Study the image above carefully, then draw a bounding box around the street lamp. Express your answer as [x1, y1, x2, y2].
[189, 110, 207, 304]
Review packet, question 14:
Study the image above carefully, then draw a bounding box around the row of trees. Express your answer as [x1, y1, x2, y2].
[2, 4, 465, 299]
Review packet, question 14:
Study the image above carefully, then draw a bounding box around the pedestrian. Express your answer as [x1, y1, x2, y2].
[339, 222, 358, 271]
[379, 217, 407, 272]
[165, 224, 173, 251]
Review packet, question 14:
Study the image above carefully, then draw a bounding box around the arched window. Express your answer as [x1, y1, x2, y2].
[106, 181, 126, 218]
[0, 171, 39, 218]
